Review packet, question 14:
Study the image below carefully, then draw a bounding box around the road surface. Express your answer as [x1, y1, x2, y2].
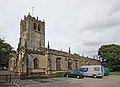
[0, 75, 120, 87]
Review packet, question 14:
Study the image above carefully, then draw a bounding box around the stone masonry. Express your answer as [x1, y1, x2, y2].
[9, 13, 101, 76]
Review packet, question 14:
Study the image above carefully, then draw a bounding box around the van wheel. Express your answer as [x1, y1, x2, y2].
[93, 75, 97, 78]
[66, 75, 68, 77]
[77, 76, 80, 79]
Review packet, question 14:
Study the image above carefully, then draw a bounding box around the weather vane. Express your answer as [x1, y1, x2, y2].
[32, 7, 34, 16]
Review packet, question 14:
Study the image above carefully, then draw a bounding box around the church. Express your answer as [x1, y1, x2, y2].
[9, 13, 100, 76]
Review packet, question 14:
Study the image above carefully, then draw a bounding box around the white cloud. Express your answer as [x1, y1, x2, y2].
[0, 0, 120, 57]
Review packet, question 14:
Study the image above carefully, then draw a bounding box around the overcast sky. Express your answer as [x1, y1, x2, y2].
[0, 0, 120, 58]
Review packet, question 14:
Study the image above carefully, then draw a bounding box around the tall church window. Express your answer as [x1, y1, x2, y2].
[10, 60, 12, 66]
[33, 23, 37, 30]
[21, 53, 22, 58]
[13, 60, 16, 69]
[38, 24, 41, 31]
[75, 60, 78, 70]
[56, 58, 61, 71]
[68, 59, 72, 70]
[33, 58, 39, 69]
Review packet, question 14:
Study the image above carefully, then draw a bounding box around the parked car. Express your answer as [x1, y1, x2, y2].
[103, 67, 110, 76]
[80, 65, 104, 78]
[2, 66, 8, 70]
[66, 70, 84, 79]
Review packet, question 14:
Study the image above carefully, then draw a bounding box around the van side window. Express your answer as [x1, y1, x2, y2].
[94, 67, 100, 71]
[80, 68, 88, 72]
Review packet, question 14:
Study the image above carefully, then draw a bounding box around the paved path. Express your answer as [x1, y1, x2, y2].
[11, 75, 120, 87]
[0, 71, 120, 87]
[0, 70, 19, 87]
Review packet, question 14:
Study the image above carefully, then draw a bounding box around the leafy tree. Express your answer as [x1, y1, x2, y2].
[98, 44, 120, 71]
[0, 38, 13, 69]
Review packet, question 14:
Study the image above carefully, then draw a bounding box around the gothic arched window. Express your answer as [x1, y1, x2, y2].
[38, 24, 41, 31]
[33, 58, 39, 69]
[10, 60, 12, 66]
[33, 23, 37, 30]
[56, 58, 61, 71]
[75, 60, 78, 70]
[68, 59, 72, 70]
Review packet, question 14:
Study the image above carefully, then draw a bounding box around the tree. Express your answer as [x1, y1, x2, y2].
[98, 44, 120, 71]
[0, 38, 13, 69]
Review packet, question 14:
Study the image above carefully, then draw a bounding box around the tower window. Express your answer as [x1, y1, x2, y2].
[33, 23, 36, 30]
[38, 24, 41, 31]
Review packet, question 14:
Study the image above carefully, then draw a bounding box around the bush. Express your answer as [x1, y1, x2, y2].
[0, 67, 2, 71]
[50, 72, 67, 78]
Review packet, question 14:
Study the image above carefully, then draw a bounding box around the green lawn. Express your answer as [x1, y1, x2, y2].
[110, 72, 120, 75]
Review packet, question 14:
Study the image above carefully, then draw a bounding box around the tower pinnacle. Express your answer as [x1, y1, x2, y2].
[48, 41, 50, 49]
[69, 47, 71, 54]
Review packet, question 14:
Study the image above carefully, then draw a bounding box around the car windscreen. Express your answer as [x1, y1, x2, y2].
[68, 71, 74, 74]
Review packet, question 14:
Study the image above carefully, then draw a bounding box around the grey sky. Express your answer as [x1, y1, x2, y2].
[0, 0, 120, 57]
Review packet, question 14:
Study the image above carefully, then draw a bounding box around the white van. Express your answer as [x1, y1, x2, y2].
[80, 65, 104, 78]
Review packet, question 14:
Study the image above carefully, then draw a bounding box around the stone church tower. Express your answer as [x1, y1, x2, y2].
[16, 13, 47, 75]
[20, 13, 45, 50]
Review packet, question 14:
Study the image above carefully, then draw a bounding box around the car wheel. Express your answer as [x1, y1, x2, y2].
[93, 75, 97, 78]
[66, 75, 68, 77]
[77, 76, 80, 79]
